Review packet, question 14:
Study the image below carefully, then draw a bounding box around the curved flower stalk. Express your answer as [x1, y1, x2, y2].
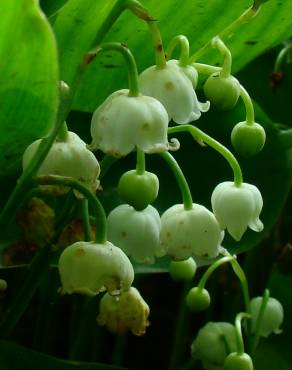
[211, 181, 263, 241]
[23, 131, 100, 197]
[58, 241, 134, 296]
[107, 204, 163, 264]
[139, 60, 209, 124]
[89, 89, 172, 157]
[97, 287, 150, 336]
[160, 204, 224, 260]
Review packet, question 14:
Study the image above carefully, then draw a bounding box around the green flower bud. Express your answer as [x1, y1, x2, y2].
[107, 204, 164, 264]
[169, 258, 197, 282]
[204, 73, 240, 110]
[251, 296, 284, 337]
[118, 169, 159, 210]
[211, 181, 263, 241]
[224, 353, 254, 370]
[139, 60, 209, 124]
[97, 287, 150, 336]
[186, 287, 211, 312]
[231, 121, 266, 157]
[191, 322, 237, 370]
[58, 241, 134, 296]
[23, 131, 100, 197]
[160, 204, 224, 260]
[90, 89, 170, 157]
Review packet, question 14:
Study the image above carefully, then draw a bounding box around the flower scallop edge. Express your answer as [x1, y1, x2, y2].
[211, 181, 263, 241]
[160, 203, 224, 260]
[90, 89, 170, 157]
[58, 241, 134, 296]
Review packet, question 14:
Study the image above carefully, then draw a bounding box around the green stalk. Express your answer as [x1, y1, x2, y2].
[235, 312, 250, 355]
[90, 42, 139, 97]
[147, 21, 166, 68]
[274, 43, 292, 73]
[251, 289, 270, 354]
[136, 147, 146, 175]
[159, 152, 193, 210]
[239, 85, 255, 125]
[80, 198, 91, 242]
[165, 35, 189, 66]
[193, 63, 222, 75]
[56, 121, 69, 142]
[189, 5, 261, 63]
[197, 256, 234, 290]
[168, 125, 243, 187]
[36, 175, 107, 244]
[211, 37, 232, 78]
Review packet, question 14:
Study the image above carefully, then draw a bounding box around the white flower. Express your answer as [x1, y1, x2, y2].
[22, 131, 100, 196]
[97, 287, 150, 336]
[211, 181, 263, 241]
[107, 204, 164, 264]
[160, 204, 224, 260]
[251, 296, 284, 337]
[90, 89, 170, 157]
[139, 59, 209, 124]
[58, 241, 134, 296]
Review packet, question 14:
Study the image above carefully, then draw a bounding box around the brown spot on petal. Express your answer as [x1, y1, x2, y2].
[165, 81, 174, 90]
[75, 248, 86, 257]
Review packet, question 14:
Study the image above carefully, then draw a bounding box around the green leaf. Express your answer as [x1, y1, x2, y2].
[53, 0, 127, 87]
[70, 0, 292, 112]
[0, 0, 58, 177]
[0, 340, 128, 370]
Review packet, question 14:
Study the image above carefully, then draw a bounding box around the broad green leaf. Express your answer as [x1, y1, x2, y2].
[71, 0, 292, 112]
[0, 340, 128, 370]
[0, 0, 58, 177]
[53, 0, 127, 87]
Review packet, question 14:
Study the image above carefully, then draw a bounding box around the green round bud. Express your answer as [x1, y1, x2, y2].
[231, 121, 266, 157]
[118, 170, 159, 211]
[186, 287, 211, 312]
[204, 73, 240, 110]
[169, 258, 197, 282]
[224, 353, 254, 370]
[250, 296, 283, 337]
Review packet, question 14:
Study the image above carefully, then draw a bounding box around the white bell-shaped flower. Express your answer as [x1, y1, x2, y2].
[97, 287, 150, 336]
[139, 59, 209, 124]
[211, 181, 263, 241]
[107, 204, 164, 264]
[251, 296, 284, 337]
[58, 241, 134, 296]
[160, 204, 224, 260]
[90, 89, 170, 157]
[23, 131, 100, 196]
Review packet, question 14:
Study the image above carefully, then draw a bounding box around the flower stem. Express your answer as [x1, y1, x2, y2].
[189, 5, 260, 63]
[239, 85, 255, 125]
[168, 125, 243, 187]
[159, 152, 193, 210]
[136, 147, 146, 175]
[235, 312, 250, 355]
[56, 121, 69, 142]
[192, 63, 222, 75]
[165, 35, 189, 66]
[197, 256, 234, 290]
[274, 43, 292, 72]
[36, 175, 107, 244]
[81, 198, 91, 242]
[211, 37, 232, 78]
[251, 288, 270, 354]
[91, 42, 139, 97]
[147, 21, 166, 68]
